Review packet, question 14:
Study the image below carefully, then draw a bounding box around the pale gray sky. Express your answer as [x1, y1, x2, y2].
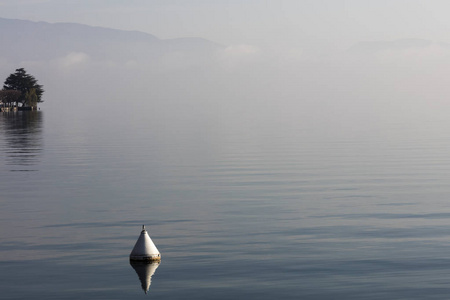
[2, 0, 450, 139]
[1, 0, 450, 51]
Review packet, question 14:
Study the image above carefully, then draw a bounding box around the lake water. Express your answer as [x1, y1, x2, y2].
[2, 107, 450, 299]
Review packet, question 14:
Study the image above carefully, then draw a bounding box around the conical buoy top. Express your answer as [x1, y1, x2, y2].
[130, 225, 161, 262]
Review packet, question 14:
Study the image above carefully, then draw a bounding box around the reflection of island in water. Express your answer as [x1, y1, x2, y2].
[0, 111, 43, 170]
[130, 261, 160, 294]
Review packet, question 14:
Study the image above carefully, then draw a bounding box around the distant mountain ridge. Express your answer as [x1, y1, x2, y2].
[347, 38, 444, 55]
[0, 17, 223, 64]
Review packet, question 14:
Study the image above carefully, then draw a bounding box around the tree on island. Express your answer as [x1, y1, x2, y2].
[0, 90, 21, 107]
[2, 68, 44, 107]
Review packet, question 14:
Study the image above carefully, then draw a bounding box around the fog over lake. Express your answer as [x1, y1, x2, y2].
[2, 5, 450, 298]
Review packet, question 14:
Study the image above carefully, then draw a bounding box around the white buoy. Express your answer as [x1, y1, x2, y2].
[130, 225, 161, 262]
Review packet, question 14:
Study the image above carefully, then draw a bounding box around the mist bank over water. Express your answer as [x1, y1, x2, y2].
[1, 18, 450, 141]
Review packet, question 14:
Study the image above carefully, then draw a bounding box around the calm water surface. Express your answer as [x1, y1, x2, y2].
[2, 108, 450, 299]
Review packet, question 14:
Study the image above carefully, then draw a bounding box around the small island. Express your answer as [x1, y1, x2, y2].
[0, 68, 44, 112]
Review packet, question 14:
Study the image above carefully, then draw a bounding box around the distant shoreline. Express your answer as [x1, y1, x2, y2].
[0, 106, 38, 112]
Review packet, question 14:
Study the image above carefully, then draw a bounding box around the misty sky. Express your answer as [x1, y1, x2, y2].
[2, 0, 450, 51]
[2, 0, 450, 138]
